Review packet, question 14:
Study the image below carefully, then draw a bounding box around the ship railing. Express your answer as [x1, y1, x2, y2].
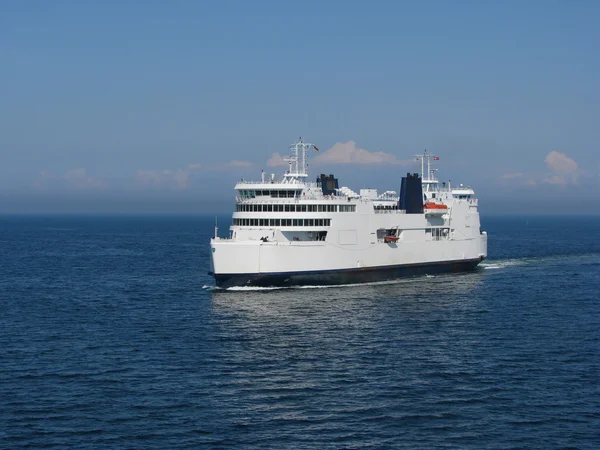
[236, 180, 321, 187]
[235, 194, 373, 203]
[236, 179, 284, 185]
[422, 186, 455, 194]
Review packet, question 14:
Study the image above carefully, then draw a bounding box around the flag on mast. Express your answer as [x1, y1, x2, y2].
[433, 156, 439, 160]
[314, 145, 319, 152]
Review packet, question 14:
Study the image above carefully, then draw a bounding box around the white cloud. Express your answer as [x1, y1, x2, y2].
[136, 169, 190, 189]
[173, 169, 190, 189]
[544, 151, 580, 185]
[498, 151, 582, 188]
[136, 169, 170, 184]
[225, 160, 253, 168]
[64, 168, 103, 188]
[267, 153, 288, 167]
[135, 159, 253, 189]
[64, 168, 87, 181]
[208, 160, 254, 171]
[314, 141, 409, 165]
[33, 168, 103, 190]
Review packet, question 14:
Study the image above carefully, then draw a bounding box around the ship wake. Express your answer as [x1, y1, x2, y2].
[204, 276, 448, 292]
[480, 251, 600, 270]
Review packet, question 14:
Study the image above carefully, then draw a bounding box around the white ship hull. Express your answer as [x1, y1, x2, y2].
[211, 237, 486, 288]
[210, 203, 488, 288]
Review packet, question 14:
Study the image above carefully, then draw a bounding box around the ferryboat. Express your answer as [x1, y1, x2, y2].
[209, 139, 487, 288]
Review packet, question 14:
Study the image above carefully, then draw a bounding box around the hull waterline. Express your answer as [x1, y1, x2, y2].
[211, 257, 484, 289]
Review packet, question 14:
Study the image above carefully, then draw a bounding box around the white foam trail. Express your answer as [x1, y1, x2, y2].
[202, 285, 221, 291]
[480, 252, 600, 270]
[215, 277, 437, 292]
[225, 286, 286, 291]
[480, 258, 527, 269]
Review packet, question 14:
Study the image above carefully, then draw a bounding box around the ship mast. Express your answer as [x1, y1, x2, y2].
[414, 150, 439, 191]
[414, 151, 438, 182]
[283, 138, 315, 183]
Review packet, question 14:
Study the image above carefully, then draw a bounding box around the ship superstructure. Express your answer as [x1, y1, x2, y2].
[209, 139, 487, 288]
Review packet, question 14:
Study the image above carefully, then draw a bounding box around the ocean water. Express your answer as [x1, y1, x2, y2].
[1, 214, 599, 449]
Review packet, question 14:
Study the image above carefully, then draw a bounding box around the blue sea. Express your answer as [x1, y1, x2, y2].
[1, 214, 599, 449]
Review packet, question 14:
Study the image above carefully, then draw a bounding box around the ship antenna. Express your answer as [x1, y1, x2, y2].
[427, 150, 431, 181]
[214, 216, 218, 239]
[284, 138, 312, 182]
[414, 149, 439, 183]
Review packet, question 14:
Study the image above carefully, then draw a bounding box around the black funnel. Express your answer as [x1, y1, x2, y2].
[317, 173, 338, 196]
[398, 173, 424, 214]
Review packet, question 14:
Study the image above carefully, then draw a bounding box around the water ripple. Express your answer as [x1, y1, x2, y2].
[1, 215, 599, 448]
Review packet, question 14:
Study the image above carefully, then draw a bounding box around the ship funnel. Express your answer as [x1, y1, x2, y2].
[318, 173, 339, 196]
[398, 173, 424, 214]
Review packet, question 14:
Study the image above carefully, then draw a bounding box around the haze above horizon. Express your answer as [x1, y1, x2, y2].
[1, 0, 599, 214]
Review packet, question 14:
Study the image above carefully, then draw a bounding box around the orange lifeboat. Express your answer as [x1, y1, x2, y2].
[424, 202, 448, 209]
[384, 235, 399, 243]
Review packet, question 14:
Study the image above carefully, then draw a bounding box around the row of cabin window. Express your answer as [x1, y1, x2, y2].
[233, 218, 332, 227]
[236, 204, 355, 213]
[239, 190, 300, 198]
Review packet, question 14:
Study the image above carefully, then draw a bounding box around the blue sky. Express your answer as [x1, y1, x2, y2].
[1, 0, 599, 213]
